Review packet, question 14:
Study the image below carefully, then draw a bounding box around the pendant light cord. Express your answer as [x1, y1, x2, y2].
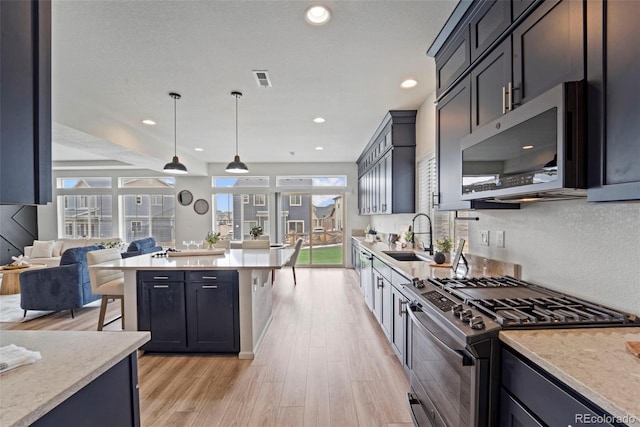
[174, 95, 178, 156]
[235, 93, 239, 156]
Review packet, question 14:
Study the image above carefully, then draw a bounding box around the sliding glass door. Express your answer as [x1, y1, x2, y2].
[278, 192, 344, 266]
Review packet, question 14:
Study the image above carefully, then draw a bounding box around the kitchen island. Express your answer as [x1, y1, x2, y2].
[0, 330, 149, 427]
[91, 247, 294, 359]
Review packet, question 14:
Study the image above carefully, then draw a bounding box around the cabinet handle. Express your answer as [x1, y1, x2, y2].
[398, 300, 406, 314]
[376, 277, 384, 289]
[432, 193, 439, 207]
[381, 203, 386, 212]
[153, 285, 169, 288]
[153, 276, 169, 280]
[502, 85, 507, 114]
[507, 81, 513, 112]
[202, 285, 218, 289]
[202, 276, 217, 280]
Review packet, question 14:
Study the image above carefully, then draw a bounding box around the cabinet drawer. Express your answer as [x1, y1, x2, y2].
[187, 270, 235, 282]
[501, 348, 614, 426]
[138, 271, 184, 282]
[372, 257, 392, 281]
[499, 388, 543, 427]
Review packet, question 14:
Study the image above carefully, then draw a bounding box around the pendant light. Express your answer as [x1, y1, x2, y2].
[163, 92, 188, 174]
[225, 91, 249, 174]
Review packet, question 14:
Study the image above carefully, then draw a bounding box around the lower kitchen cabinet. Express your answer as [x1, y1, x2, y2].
[500, 347, 615, 427]
[373, 257, 393, 339]
[390, 284, 408, 367]
[137, 270, 239, 353]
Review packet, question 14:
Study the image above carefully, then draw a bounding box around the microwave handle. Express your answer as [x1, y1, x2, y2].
[502, 85, 507, 114]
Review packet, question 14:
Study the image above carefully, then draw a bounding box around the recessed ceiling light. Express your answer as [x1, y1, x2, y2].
[315, 146, 324, 150]
[142, 119, 156, 125]
[194, 148, 204, 152]
[401, 79, 418, 89]
[305, 5, 331, 26]
[313, 117, 326, 123]
[522, 145, 534, 150]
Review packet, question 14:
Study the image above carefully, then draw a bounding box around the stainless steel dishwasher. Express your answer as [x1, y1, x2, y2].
[359, 249, 374, 311]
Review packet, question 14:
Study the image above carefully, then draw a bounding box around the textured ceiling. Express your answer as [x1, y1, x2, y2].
[51, 0, 457, 174]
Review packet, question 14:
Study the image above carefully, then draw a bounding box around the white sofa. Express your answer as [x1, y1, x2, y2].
[24, 238, 122, 267]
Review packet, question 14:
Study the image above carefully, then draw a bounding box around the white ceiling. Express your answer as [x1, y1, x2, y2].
[51, 0, 457, 175]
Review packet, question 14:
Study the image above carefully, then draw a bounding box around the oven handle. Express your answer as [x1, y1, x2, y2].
[407, 304, 474, 366]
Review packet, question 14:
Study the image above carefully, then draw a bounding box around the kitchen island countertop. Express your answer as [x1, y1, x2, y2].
[0, 330, 150, 427]
[500, 327, 640, 422]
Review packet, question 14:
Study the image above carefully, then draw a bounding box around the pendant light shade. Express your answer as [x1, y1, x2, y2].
[163, 92, 188, 174]
[225, 91, 249, 174]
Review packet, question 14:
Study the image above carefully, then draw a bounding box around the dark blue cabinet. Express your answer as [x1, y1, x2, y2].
[186, 271, 239, 352]
[137, 270, 239, 353]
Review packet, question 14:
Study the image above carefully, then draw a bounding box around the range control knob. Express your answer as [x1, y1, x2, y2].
[413, 279, 425, 289]
[451, 304, 463, 315]
[459, 309, 473, 321]
[469, 316, 485, 330]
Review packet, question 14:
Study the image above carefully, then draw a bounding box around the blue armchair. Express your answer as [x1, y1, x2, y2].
[20, 245, 104, 318]
[121, 237, 162, 258]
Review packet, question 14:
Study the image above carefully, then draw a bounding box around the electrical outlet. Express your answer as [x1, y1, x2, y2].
[480, 230, 489, 246]
[496, 230, 505, 248]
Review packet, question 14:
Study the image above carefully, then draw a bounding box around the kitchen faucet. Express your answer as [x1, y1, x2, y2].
[411, 213, 433, 255]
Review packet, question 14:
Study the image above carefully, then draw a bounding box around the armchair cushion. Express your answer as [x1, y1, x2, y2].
[20, 245, 104, 313]
[124, 237, 162, 257]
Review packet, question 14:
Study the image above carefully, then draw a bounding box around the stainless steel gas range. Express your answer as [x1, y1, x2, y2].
[402, 276, 639, 427]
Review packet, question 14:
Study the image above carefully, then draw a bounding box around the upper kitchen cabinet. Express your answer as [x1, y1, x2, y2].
[357, 111, 416, 216]
[469, 0, 512, 62]
[435, 26, 471, 98]
[0, 0, 52, 205]
[511, 0, 584, 106]
[586, 0, 640, 202]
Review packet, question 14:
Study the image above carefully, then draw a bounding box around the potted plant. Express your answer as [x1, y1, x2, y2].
[249, 225, 263, 240]
[435, 237, 453, 264]
[403, 229, 414, 249]
[205, 231, 220, 248]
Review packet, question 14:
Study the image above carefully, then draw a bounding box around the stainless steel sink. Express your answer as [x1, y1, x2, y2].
[382, 251, 432, 262]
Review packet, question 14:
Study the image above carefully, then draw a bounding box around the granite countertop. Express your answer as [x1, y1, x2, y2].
[0, 330, 150, 427]
[91, 247, 295, 271]
[500, 328, 640, 421]
[352, 236, 520, 279]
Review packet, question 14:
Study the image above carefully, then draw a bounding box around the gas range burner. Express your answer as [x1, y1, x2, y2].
[423, 276, 639, 329]
[428, 276, 524, 289]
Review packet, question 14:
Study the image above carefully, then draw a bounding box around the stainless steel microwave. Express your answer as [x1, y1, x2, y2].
[460, 81, 586, 202]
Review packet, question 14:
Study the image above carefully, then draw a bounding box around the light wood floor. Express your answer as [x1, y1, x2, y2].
[1, 268, 413, 427]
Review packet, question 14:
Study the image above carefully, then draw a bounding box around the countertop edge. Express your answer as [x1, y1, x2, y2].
[499, 330, 640, 422]
[2, 331, 150, 427]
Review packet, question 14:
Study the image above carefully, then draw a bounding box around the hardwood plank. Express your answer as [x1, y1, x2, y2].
[246, 381, 284, 427]
[275, 406, 305, 427]
[327, 361, 359, 426]
[303, 346, 331, 427]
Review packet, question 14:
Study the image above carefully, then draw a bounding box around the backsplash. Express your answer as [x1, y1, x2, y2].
[470, 199, 640, 315]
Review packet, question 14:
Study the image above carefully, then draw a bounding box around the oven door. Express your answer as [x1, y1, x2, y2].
[407, 304, 486, 427]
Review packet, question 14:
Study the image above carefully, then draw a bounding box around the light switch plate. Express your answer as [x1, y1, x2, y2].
[480, 230, 489, 246]
[496, 230, 505, 248]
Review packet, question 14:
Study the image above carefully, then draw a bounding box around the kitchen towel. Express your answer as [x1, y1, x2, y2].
[0, 344, 42, 373]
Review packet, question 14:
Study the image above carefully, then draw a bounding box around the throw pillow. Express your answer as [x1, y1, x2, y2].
[52, 241, 64, 257]
[31, 240, 54, 258]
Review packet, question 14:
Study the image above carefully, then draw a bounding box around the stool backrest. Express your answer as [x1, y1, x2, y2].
[87, 248, 124, 294]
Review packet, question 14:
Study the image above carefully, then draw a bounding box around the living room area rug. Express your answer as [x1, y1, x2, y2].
[0, 294, 53, 323]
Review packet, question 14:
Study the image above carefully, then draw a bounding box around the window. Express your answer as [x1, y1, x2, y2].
[289, 194, 302, 206]
[254, 194, 266, 206]
[57, 177, 111, 189]
[118, 177, 175, 188]
[213, 176, 269, 187]
[276, 176, 347, 187]
[57, 194, 113, 239]
[242, 195, 249, 204]
[121, 194, 176, 246]
[288, 220, 304, 234]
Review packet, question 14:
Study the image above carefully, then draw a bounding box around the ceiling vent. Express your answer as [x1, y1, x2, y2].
[252, 70, 272, 88]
